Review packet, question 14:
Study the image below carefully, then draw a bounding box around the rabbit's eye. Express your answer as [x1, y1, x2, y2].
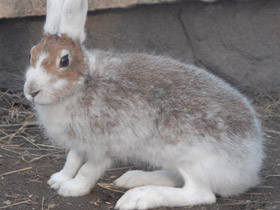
[59, 55, 69, 68]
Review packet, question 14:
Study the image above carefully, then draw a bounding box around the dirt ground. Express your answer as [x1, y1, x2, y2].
[0, 89, 279, 210]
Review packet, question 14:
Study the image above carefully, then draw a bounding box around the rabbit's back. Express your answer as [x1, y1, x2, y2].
[89, 51, 261, 144]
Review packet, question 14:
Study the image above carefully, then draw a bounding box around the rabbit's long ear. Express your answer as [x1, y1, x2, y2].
[59, 0, 88, 43]
[44, 0, 65, 34]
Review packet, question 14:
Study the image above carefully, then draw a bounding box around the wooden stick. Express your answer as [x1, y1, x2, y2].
[0, 166, 32, 177]
[7, 122, 29, 144]
[265, 129, 280, 135]
[97, 183, 124, 194]
[107, 166, 132, 171]
[41, 196, 45, 210]
[0, 200, 32, 209]
[265, 174, 280, 177]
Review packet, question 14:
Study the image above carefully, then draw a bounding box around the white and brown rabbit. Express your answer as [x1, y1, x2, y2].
[24, 0, 264, 209]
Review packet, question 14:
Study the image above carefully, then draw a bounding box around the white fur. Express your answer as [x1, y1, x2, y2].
[48, 150, 83, 189]
[44, 0, 87, 42]
[59, 0, 88, 42]
[24, 52, 52, 103]
[52, 79, 67, 90]
[85, 50, 96, 75]
[58, 157, 111, 196]
[36, 52, 49, 68]
[35, 97, 74, 138]
[116, 185, 216, 210]
[60, 49, 70, 58]
[114, 170, 184, 188]
[44, 0, 65, 34]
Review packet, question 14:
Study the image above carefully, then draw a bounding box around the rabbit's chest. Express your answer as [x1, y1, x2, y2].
[36, 105, 72, 138]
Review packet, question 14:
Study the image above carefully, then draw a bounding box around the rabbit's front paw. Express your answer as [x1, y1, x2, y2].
[48, 172, 72, 190]
[58, 179, 91, 197]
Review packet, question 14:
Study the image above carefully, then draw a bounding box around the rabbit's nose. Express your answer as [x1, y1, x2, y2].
[25, 81, 41, 99]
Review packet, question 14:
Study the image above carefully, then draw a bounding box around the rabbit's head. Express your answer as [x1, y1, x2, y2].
[24, 0, 88, 105]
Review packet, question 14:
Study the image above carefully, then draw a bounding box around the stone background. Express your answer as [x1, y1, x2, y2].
[0, 0, 216, 19]
[0, 0, 279, 95]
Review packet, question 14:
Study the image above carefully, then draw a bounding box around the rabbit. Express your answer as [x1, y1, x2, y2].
[23, 0, 264, 209]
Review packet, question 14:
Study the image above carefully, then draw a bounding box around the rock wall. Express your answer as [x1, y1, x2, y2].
[0, 0, 216, 19]
[0, 0, 279, 94]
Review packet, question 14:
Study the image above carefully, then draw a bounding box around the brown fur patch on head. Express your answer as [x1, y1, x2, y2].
[30, 34, 86, 90]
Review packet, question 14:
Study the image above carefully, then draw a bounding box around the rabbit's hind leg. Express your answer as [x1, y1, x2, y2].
[114, 170, 184, 189]
[115, 168, 216, 209]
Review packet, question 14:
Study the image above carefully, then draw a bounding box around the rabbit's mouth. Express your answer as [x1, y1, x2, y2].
[24, 77, 41, 103]
[24, 83, 45, 105]
[24, 87, 40, 103]
[24, 86, 57, 105]
[24, 80, 67, 105]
